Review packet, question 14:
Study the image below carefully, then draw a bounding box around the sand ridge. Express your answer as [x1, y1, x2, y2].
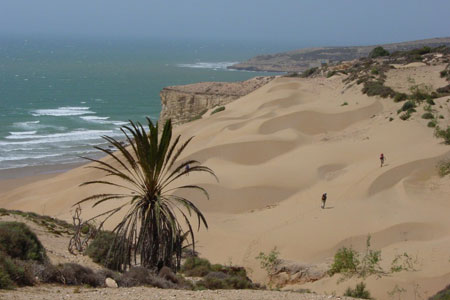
[1, 65, 450, 299]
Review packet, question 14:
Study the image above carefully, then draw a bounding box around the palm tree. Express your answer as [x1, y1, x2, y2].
[76, 118, 217, 271]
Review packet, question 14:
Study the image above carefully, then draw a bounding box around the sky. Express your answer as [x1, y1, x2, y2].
[1, 0, 450, 47]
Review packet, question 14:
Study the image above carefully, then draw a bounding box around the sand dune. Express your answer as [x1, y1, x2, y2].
[1, 65, 450, 299]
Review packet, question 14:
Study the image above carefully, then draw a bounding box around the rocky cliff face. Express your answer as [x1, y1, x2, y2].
[159, 76, 274, 126]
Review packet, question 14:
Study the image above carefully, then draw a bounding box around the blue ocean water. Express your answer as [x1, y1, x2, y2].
[0, 37, 284, 170]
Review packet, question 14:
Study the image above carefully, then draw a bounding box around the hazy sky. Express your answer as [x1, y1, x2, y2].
[1, 0, 449, 46]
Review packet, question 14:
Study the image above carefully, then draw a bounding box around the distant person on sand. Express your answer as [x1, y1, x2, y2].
[380, 153, 385, 167]
[185, 163, 190, 176]
[321, 193, 327, 209]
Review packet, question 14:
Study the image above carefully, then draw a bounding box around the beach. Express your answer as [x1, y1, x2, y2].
[1, 58, 450, 299]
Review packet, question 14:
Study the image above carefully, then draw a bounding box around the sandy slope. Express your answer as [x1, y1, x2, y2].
[1, 65, 450, 299]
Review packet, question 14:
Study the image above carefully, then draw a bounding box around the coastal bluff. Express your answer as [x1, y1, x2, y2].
[159, 76, 274, 126]
[229, 36, 450, 73]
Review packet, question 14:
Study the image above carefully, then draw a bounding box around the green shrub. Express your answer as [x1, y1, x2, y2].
[400, 100, 416, 112]
[430, 284, 450, 300]
[328, 247, 359, 276]
[211, 106, 225, 115]
[300, 67, 318, 78]
[435, 126, 450, 144]
[255, 247, 280, 275]
[362, 81, 396, 98]
[393, 92, 408, 102]
[369, 46, 389, 58]
[344, 282, 373, 299]
[400, 112, 411, 120]
[422, 112, 434, 119]
[437, 159, 450, 177]
[85, 231, 121, 271]
[440, 70, 448, 78]
[327, 70, 337, 78]
[370, 67, 379, 75]
[0, 222, 46, 262]
[195, 271, 254, 290]
[390, 252, 417, 273]
[181, 257, 212, 277]
[0, 254, 35, 289]
[0, 267, 14, 290]
[341, 102, 348, 106]
[428, 121, 437, 127]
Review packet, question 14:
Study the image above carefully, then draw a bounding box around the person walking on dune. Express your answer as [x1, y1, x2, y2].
[321, 193, 327, 209]
[380, 153, 385, 167]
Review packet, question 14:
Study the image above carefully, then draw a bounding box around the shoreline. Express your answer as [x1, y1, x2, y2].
[0, 162, 87, 196]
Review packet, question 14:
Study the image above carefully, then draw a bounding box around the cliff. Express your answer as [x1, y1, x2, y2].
[159, 76, 274, 126]
[229, 37, 450, 73]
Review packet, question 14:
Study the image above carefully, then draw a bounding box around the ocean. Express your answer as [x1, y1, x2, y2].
[0, 37, 285, 171]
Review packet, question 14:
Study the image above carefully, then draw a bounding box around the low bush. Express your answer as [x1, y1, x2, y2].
[437, 84, 450, 95]
[422, 112, 434, 119]
[181, 257, 212, 277]
[369, 46, 389, 58]
[0, 221, 47, 262]
[196, 271, 254, 290]
[393, 92, 408, 102]
[118, 266, 176, 289]
[327, 70, 337, 78]
[211, 106, 225, 115]
[428, 121, 437, 127]
[85, 231, 120, 271]
[435, 126, 450, 144]
[400, 112, 411, 120]
[362, 81, 396, 98]
[0, 254, 35, 289]
[328, 247, 359, 276]
[344, 282, 373, 299]
[400, 100, 416, 112]
[300, 67, 318, 78]
[429, 284, 450, 300]
[56, 263, 103, 287]
[255, 247, 280, 276]
[441, 70, 449, 78]
[437, 159, 450, 177]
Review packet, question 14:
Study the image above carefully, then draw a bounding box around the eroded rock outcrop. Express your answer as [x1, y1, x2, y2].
[270, 260, 328, 287]
[159, 76, 274, 126]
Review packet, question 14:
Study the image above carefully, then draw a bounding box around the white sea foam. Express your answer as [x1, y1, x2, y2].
[31, 106, 94, 117]
[9, 131, 37, 136]
[0, 153, 62, 162]
[1, 129, 119, 144]
[176, 61, 238, 70]
[112, 121, 128, 126]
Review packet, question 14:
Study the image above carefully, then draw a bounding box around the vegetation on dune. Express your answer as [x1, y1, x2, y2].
[0, 221, 47, 262]
[180, 257, 256, 290]
[429, 284, 450, 300]
[344, 282, 373, 299]
[211, 106, 225, 115]
[435, 126, 450, 144]
[437, 159, 450, 177]
[369, 46, 389, 58]
[77, 118, 217, 272]
[84, 231, 119, 270]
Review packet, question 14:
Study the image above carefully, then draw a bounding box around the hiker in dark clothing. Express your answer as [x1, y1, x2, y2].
[380, 153, 385, 167]
[321, 193, 327, 209]
[185, 163, 190, 176]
